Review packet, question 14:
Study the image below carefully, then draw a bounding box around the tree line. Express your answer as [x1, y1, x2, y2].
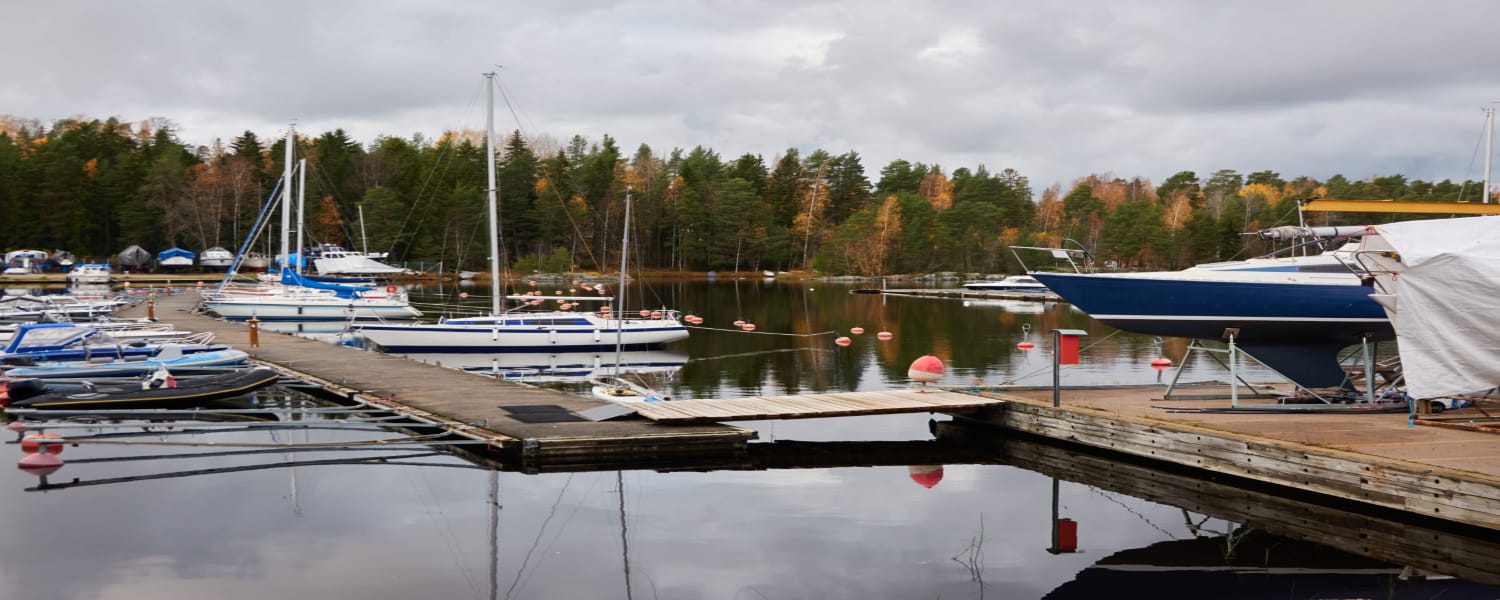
[0, 115, 1491, 275]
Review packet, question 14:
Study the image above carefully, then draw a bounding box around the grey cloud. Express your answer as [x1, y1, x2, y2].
[9, 0, 1500, 193]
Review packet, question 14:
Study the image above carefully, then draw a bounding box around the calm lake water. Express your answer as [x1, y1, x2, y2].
[2, 280, 1494, 599]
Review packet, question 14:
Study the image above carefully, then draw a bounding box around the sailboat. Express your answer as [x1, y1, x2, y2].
[350, 73, 688, 352]
[199, 126, 422, 322]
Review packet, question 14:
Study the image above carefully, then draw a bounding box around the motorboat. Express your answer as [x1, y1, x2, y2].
[590, 375, 668, 402]
[349, 74, 687, 353]
[305, 244, 404, 277]
[1, 347, 249, 379]
[241, 252, 270, 271]
[1, 366, 280, 410]
[961, 274, 1050, 293]
[1030, 232, 1390, 388]
[1, 317, 211, 346]
[0, 323, 226, 363]
[0, 293, 128, 323]
[199, 247, 235, 270]
[157, 247, 196, 269]
[66, 263, 113, 284]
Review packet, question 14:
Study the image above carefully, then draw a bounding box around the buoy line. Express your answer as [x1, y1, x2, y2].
[684, 326, 838, 337]
[998, 329, 1125, 385]
[688, 347, 835, 362]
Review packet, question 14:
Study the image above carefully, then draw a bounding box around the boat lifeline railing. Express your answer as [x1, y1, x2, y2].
[1009, 238, 1096, 274]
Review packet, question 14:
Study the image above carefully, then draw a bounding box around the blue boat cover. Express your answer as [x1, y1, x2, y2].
[157, 247, 196, 261]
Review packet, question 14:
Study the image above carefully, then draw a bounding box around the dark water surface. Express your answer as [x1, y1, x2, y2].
[2, 280, 1493, 599]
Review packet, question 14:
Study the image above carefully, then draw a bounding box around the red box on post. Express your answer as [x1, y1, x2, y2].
[1057, 333, 1081, 364]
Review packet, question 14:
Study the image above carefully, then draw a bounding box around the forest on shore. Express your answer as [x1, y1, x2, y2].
[1, 115, 1492, 276]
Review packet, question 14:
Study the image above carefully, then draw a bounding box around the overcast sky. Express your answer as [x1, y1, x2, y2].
[8, 1, 1500, 194]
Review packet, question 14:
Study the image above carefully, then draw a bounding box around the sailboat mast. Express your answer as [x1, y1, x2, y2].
[280, 125, 294, 273]
[485, 72, 502, 316]
[296, 158, 307, 274]
[1484, 106, 1494, 204]
[614, 189, 631, 368]
[359, 204, 369, 254]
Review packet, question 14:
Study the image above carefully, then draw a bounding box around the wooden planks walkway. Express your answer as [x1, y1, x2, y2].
[120, 291, 757, 470]
[629, 390, 1003, 423]
[974, 384, 1500, 531]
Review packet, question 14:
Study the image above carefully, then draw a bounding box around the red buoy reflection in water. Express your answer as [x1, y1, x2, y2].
[908, 465, 944, 488]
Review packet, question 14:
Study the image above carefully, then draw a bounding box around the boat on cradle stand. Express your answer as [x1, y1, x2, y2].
[157, 247, 196, 269]
[1029, 229, 1390, 389]
[1351, 215, 1500, 400]
[199, 247, 235, 270]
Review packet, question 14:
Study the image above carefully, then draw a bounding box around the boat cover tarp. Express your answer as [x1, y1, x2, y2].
[117, 245, 151, 268]
[1375, 215, 1500, 398]
[157, 247, 196, 261]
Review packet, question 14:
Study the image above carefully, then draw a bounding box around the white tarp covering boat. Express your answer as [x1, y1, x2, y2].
[1374, 215, 1500, 399]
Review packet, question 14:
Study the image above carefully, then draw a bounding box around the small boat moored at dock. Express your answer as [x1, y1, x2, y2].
[961, 274, 1049, 293]
[1, 366, 280, 410]
[66, 263, 113, 284]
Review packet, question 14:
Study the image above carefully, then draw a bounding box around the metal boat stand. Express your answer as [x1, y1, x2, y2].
[1163, 332, 1398, 410]
[1161, 332, 1281, 406]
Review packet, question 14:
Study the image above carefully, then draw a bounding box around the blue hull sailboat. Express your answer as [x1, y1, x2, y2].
[1032, 240, 1390, 388]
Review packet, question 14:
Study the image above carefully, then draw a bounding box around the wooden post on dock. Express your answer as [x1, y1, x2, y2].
[146, 297, 155, 320]
[247, 316, 260, 348]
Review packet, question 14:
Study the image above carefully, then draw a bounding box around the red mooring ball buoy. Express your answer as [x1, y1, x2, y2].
[876, 331, 893, 340]
[1150, 357, 1173, 371]
[1017, 341, 1035, 350]
[908, 355, 945, 383]
[850, 326, 865, 335]
[835, 336, 852, 347]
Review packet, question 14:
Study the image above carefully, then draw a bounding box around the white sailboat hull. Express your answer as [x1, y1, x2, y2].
[353, 314, 688, 352]
[201, 290, 422, 322]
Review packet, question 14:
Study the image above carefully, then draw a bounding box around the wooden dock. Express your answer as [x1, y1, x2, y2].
[109, 287, 1500, 534]
[969, 384, 1500, 532]
[120, 291, 759, 471]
